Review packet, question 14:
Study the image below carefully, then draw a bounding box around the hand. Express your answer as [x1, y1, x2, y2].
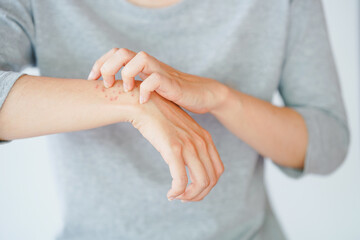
[129, 82, 224, 202]
[88, 48, 229, 114]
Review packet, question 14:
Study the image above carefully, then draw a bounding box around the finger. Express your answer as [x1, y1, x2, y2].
[180, 137, 217, 202]
[139, 72, 162, 104]
[175, 145, 209, 201]
[161, 146, 188, 201]
[139, 72, 149, 80]
[190, 138, 219, 202]
[100, 48, 137, 88]
[88, 48, 119, 80]
[121, 51, 157, 92]
[205, 132, 224, 179]
[139, 72, 183, 104]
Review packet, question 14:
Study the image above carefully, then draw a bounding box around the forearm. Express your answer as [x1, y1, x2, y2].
[0, 75, 139, 140]
[210, 87, 308, 169]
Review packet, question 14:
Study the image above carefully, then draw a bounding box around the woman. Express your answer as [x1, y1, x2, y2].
[0, 0, 349, 239]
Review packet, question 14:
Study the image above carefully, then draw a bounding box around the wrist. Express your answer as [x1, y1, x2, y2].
[208, 81, 232, 115]
[92, 79, 142, 123]
[113, 80, 166, 127]
[180, 73, 231, 114]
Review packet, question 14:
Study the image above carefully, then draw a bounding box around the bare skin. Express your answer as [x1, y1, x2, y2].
[0, 75, 223, 202]
[90, 48, 307, 169]
[127, 0, 181, 8]
[1, 0, 307, 202]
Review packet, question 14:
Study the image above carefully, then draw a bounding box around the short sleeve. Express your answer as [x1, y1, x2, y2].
[276, 0, 350, 178]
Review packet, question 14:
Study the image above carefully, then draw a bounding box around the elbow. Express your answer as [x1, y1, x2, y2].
[315, 122, 350, 176]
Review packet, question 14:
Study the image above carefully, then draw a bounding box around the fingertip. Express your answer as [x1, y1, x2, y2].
[167, 192, 174, 201]
[104, 79, 115, 88]
[123, 82, 129, 92]
[174, 195, 183, 200]
[87, 71, 96, 80]
[167, 190, 183, 201]
[144, 95, 150, 103]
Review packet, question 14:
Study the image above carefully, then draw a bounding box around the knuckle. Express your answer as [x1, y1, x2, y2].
[198, 178, 210, 189]
[203, 129, 212, 141]
[100, 64, 110, 75]
[138, 50, 150, 60]
[218, 164, 225, 175]
[177, 175, 188, 186]
[151, 72, 162, 80]
[193, 135, 206, 148]
[117, 47, 130, 56]
[185, 141, 197, 154]
[169, 142, 182, 156]
[121, 68, 131, 78]
[151, 72, 163, 84]
[209, 177, 218, 187]
[216, 169, 223, 178]
[110, 47, 119, 54]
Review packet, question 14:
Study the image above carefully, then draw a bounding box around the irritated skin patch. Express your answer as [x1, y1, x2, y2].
[95, 81, 133, 101]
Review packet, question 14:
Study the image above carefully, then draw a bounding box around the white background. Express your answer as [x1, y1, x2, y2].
[0, 1, 359, 239]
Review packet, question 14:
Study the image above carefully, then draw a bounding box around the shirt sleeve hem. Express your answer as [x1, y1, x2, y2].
[273, 107, 321, 179]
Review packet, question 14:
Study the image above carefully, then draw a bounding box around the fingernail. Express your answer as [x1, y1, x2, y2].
[168, 197, 174, 201]
[124, 83, 130, 92]
[87, 71, 95, 80]
[139, 96, 144, 104]
[104, 81, 110, 88]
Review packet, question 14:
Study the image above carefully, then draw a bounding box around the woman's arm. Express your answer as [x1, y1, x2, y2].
[89, 42, 348, 174]
[0, 1, 223, 202]
[210, 87, 307, 169]
[0, 75, 223, 202]
[89, 0, 349, 175]
[88, 49, 307, 169]
[0, 75, 136, 140]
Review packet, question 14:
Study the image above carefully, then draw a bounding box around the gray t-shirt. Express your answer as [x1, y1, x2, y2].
[0, 0, 349, 239]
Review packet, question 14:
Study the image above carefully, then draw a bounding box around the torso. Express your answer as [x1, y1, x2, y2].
[31, 0, 289, 239]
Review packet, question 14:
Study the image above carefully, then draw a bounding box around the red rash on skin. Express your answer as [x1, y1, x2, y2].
[97, 82, 136, 101]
